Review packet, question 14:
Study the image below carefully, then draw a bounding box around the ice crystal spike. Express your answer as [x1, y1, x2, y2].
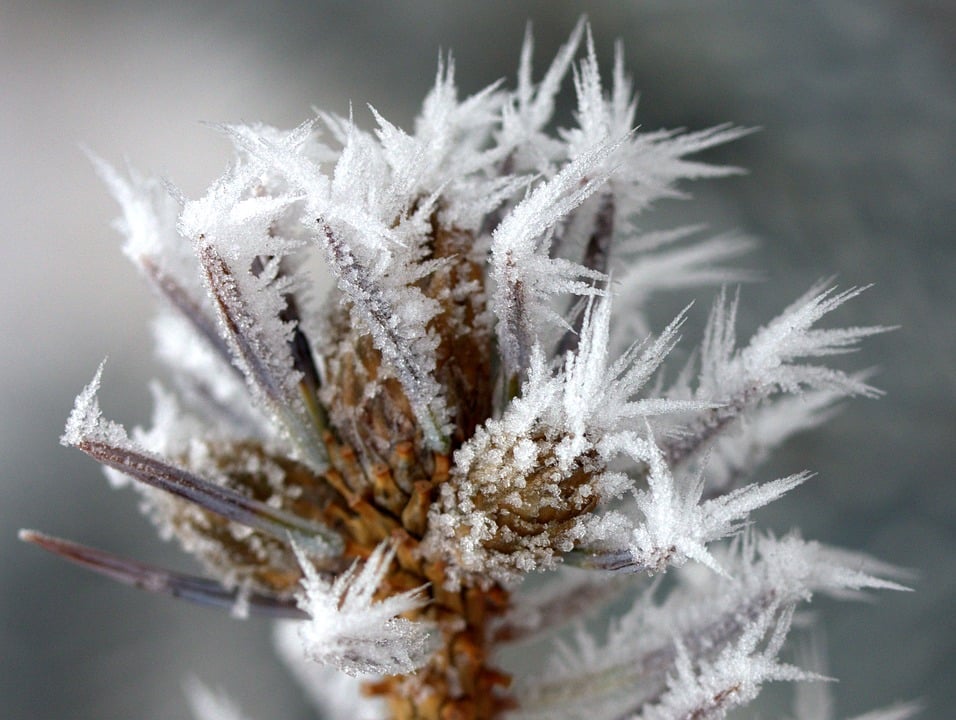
[32, 19, 912, 720]
[293, 540, 434, 676]
[19, 531, 306, 619]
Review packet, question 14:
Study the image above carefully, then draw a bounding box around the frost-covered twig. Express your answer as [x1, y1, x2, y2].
[23, 19, 911, 720]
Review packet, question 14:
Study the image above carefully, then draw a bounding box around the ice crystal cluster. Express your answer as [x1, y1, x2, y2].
[25, 21, 914, 720]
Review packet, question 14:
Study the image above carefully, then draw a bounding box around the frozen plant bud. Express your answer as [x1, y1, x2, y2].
[24, 18, 912, 720]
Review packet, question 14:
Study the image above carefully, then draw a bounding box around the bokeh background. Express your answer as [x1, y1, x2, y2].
[2, 1, 953, 718]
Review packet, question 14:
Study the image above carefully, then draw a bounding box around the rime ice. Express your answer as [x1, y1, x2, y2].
[27, 20, 914, 720]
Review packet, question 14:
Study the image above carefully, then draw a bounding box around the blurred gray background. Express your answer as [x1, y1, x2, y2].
[2, 1, 953, 718]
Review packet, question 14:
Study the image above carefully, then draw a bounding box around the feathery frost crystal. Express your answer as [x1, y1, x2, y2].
[25, 21, 913, 720]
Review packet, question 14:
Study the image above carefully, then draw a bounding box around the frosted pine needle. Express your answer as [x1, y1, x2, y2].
[23, 20, 911, 720]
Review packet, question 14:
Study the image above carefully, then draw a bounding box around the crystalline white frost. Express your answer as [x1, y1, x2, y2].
[274, 622, 388, 720]
[62, 19, 912, 720]
[293, 541, 433, 677]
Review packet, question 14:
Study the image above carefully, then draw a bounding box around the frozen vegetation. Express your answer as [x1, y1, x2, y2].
[24, 20, 914, 720]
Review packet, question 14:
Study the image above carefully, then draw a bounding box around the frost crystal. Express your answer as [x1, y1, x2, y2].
[293, 541, 432, 676]
[26, 20, 912, 720]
